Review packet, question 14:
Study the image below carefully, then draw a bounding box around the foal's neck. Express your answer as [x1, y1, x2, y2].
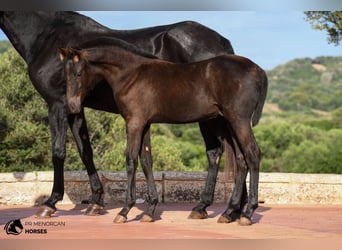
[87, 46, 151, 90]
[88, 46, 149, 68]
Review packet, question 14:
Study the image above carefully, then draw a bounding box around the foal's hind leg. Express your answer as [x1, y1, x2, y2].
[235, 143, 249, 217]
[139, 126, 159, 222]
[68, 111, 104, 216]
[218, 152, 248, 223]
[221, 120, 260, 225]
[218, 139, 248, 223]
[189, 119, 224, 219]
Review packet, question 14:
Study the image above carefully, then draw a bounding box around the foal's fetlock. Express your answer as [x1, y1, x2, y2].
[35, 194, 61, 218]
[142, 197, 158, 223]
[42, 200, 57, 211]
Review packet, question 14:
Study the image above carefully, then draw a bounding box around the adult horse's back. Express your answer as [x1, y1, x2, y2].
[0, 11, 237, 218]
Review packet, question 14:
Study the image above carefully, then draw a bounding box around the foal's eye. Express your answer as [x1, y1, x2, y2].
[76, 71, 82, 77]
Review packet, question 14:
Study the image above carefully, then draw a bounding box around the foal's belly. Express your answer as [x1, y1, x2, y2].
[149, 104, 220, 124]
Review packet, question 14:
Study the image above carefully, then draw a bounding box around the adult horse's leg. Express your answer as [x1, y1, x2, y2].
[36, 102, 68, 218]
[189, 119, 224, 219]
[189, 118, 249, 220]
[67, 110, 104, 215]
[114, 119, 145, 223]
[138, 126, 159, 222]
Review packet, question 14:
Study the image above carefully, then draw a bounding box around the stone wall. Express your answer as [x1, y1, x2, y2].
[0, 171, 341, 205]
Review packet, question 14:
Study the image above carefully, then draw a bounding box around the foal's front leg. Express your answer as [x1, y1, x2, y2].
[113, 119, 145, 223]
[68, 110, 104, 216]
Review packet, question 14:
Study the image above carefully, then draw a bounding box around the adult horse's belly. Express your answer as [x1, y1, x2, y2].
[83, 81, 119, 113]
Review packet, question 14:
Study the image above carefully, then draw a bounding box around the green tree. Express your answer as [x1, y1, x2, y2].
[0, 48, 51, 172]
[150, 135, 185, 171]
[331, 107, 342, 128]
[304, 11, 342, 45]
[267, 56, 342, 112]
[281, 129, 342, 174]
[0, 40, 11, 54]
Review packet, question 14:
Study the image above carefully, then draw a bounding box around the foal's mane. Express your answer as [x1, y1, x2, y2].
[76, 37, 158, 60]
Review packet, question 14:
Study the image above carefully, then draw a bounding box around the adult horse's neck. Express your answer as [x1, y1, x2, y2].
[0, 11, 109, 64]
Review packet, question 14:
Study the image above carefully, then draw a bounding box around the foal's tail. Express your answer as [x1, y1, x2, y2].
[252, 70, 268, 127]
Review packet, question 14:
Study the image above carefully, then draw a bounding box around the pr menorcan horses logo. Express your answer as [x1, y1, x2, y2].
[4, 219, 24, 235]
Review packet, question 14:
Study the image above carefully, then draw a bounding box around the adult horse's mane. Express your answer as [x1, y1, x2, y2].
[76, 37, 158, 61]
[52, 12, 109, 31]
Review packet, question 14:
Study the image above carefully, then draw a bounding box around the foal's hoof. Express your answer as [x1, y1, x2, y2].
[188, 210, 208, 219]
[113, 214, 127, 223]
[239, 216, 252, 226]
[84, 204, 104, 216]
[140, 214, 154, 223]
[35, 205, 56, 218]
[217, 215, 233, 223]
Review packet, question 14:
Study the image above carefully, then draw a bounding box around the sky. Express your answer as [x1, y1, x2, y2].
[0, 11, 341, 70]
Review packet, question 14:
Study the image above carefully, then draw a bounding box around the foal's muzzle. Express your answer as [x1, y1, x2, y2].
[67, 97, 81, 114]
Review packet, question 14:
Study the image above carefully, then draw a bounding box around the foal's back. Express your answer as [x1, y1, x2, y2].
[139, 54, 263, 99]
[126, 54, 264, 124]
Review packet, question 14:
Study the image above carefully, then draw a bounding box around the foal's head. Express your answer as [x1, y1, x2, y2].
[59, 48, 95, 114]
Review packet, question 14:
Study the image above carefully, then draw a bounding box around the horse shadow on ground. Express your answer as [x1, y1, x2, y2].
[0, 201, 271, 226]
[120, 202, 271, 224]
[0, 201, 122, 226]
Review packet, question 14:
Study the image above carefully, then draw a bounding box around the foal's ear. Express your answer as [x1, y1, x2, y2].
[58, 48, 68, 62]
[69, 48, 81, 63]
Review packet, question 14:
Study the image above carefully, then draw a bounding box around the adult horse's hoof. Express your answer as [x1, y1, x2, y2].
[113, 214, 127, 223]
[239, 216, 252, 226]
[188, 210, 208, 219]
[140, 214, 154, 222]
[84, 204, 104, 216]
[217, 215, 233, 223]
[35, 205, 56, 218]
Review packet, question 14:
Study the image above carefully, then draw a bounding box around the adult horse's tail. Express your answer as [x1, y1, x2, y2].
[252, 71, 268, 127]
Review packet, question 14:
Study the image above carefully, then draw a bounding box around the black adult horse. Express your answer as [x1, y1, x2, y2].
[60, 40, 267, 225]
[0, 11, 244, 219]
